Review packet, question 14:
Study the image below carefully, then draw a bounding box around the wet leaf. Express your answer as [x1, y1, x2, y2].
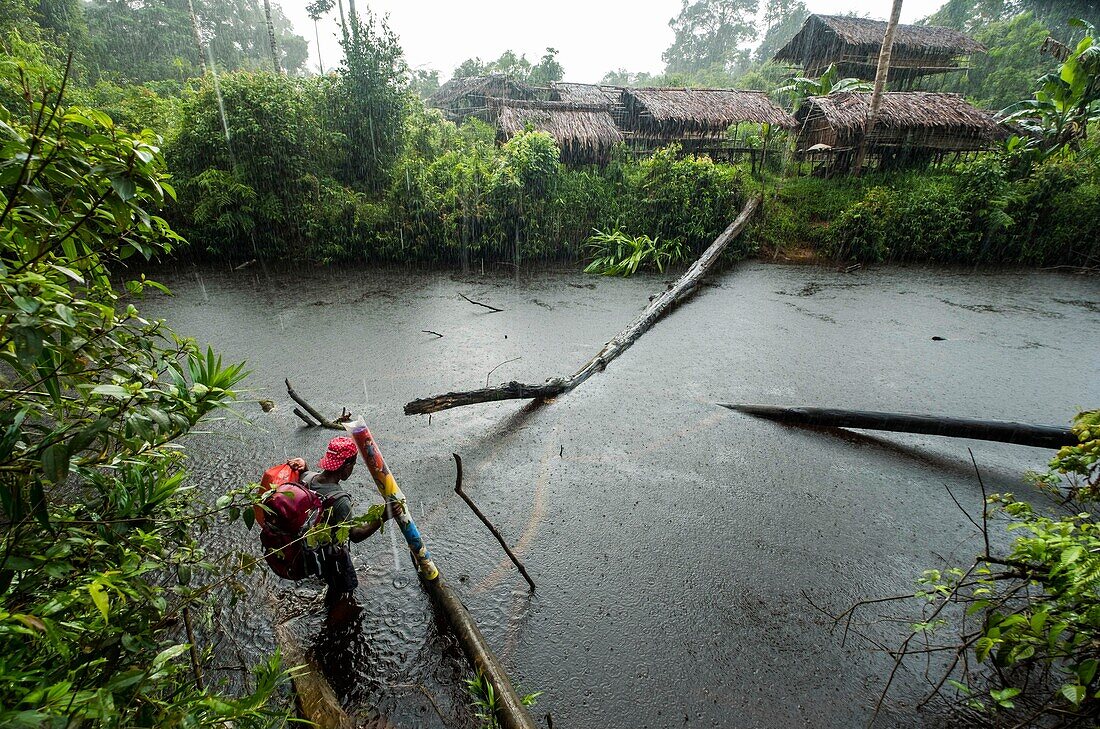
[88, 582, 109, 623]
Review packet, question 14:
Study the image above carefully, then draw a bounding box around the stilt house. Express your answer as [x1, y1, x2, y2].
[774, 14, 986, 83]
[495, 100, 624, 165]
[618, 88, 797, 156]
[428, 74, 538, 123]
[793, 92, 1006, 171]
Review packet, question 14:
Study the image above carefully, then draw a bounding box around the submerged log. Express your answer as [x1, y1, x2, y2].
[285, 378, 342, 430]
[346, 423, 537, 729]
[421, 576, 537, 729]
[720, 404, 1075, 449]
[270, 610, 354, 729]
[406, 195, 762, 415]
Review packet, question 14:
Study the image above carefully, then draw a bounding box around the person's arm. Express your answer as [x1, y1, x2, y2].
[348, 502, 403, 543]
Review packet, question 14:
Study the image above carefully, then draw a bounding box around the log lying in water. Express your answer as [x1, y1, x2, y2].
[720, 404, 1075, 449]
[347, 423, 536, 729]
[422, 576, 538, 729]
[272, 617, 353, 729]
[405, 195, 762, 415]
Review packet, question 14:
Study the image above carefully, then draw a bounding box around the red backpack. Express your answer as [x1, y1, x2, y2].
[257, 463, 334, 580]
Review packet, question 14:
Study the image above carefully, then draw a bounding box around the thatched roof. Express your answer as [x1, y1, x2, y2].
[549, 82, 621, 108]
[497, 100, 623, 163]
[800, 92, 1000, 134]
[428, 74, 537, 110]
[775, 15, 985, 68]
[794, 92, 1006, 152]
[623, 88, 797, 132]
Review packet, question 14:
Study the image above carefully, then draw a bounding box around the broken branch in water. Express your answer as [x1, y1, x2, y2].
[285, 378, 343, 430]
[452, 453, 536, 591]
[405, 195, 762, 415]
[292, 407, 317, 427]
[422, 330, 444, 338]
[460, 293, 503, 313]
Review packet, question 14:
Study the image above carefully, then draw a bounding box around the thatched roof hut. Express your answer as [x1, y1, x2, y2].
[621, 88, 796, 141]
[549, 82, 621, 108]
[774, 14, 986, 82]
[794, 92, 1005, 153]
[496, 100, 623, 165]
[428, 74, 538, 122]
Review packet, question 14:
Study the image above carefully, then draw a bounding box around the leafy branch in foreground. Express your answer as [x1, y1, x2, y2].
[829, 410, 1099, 728]
[0, 58, 293, 726]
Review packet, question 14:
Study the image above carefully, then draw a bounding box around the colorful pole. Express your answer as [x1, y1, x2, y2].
[344, 418, 439, 580]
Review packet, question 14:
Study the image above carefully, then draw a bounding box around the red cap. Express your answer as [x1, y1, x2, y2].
[318, 436, 358, 471]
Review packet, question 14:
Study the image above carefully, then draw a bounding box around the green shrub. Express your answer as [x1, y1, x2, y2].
[0, 58, 291, 728]
[583, 229, 688, 276]
[168, 71, 330, 261]
[624, 146, 748, 253]
[827, 186, 894, 262]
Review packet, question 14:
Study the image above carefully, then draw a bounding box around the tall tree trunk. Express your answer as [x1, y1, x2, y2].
[262, 0, 281, 74]
[313, 19, 324, 74]
[186, 0, 207, 75]
[853, 0, 903, 177]
[347, 0, 359, 43]
[335, 0, 348, 47]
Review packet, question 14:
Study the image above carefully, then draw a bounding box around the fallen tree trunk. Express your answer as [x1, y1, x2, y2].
[406, 195, 762, 415]
[720, 404, 1075, 449]
[422, 576, 537, 729]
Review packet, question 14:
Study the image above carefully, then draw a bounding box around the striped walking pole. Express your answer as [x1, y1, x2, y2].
[344, 418, 439, 580]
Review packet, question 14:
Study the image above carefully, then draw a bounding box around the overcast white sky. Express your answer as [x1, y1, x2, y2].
[281, 1, 950, 84]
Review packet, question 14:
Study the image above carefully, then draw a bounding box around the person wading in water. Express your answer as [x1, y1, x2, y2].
[293, 436, 401, 611]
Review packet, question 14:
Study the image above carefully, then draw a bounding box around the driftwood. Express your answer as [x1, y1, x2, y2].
[292, 408, 316, 426]
[406, 195, 762, 415]
[720, 404, 1076, 449]
[452, 454, 536, 591]
[285, 379, 342, 430]
[273, 620, 353, 729]
[460, 293, 503, 313]
[422, 330, 444, 338]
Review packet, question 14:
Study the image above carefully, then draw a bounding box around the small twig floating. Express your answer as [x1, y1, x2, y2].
[486, 357, 521, 388]
[460, 293, 504, 313]
[452, 453, 536, 591]
[422, 330, 444, 338]
[285, 378, 343, 430]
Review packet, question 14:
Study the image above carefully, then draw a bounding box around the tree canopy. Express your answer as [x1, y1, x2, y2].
[453, 47, 564, 84]
[79, 0, 308, 83]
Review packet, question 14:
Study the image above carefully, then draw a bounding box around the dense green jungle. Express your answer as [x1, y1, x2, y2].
[0, 0, 1098, 727]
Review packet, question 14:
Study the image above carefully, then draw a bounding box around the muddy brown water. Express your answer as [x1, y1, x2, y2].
[140, 262, 1099, 728]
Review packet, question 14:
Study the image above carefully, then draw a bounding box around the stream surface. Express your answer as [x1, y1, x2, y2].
[140, 262, 1099, 729]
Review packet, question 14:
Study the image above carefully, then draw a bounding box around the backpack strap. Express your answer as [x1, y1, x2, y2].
[300, 472, 350, 514]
